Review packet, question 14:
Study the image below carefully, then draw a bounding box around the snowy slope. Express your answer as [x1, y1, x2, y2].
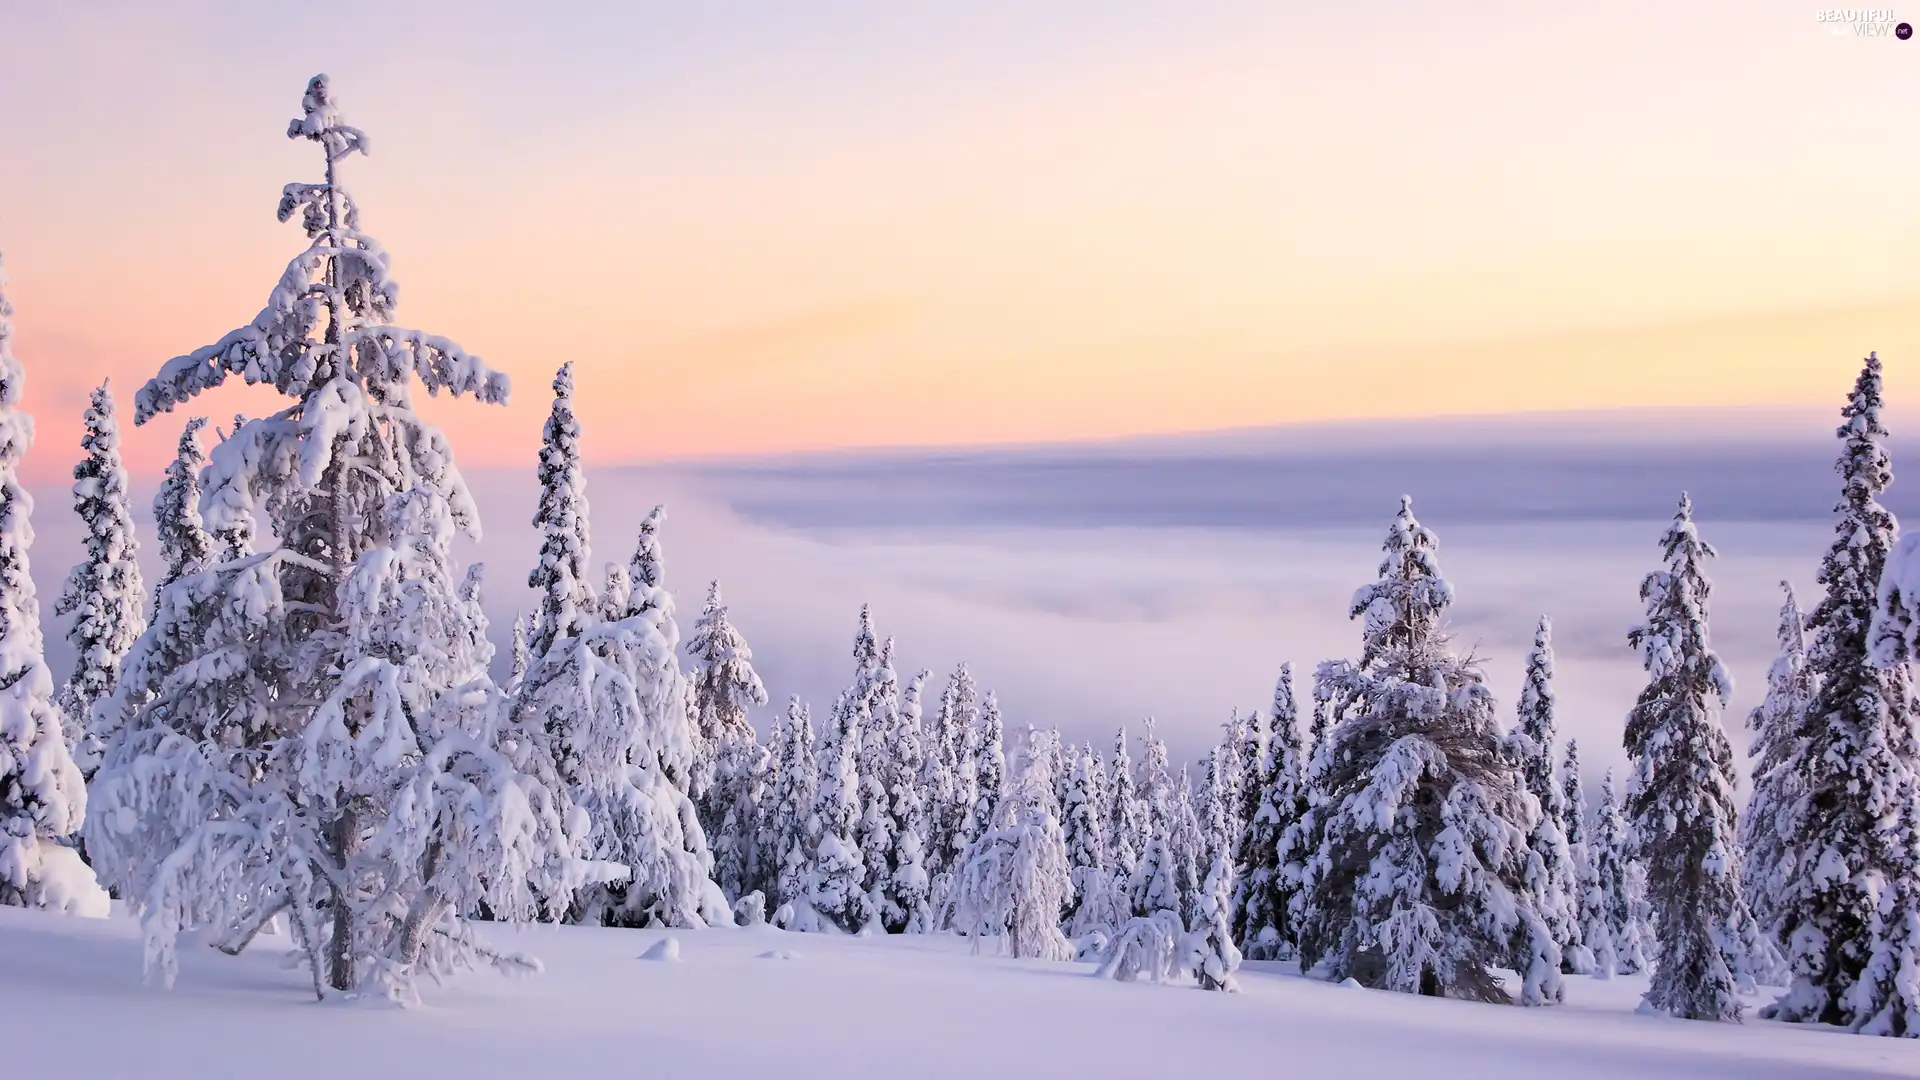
[4, 908, 1909, 1080]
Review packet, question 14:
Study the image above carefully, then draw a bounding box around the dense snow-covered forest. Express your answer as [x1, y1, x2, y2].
[0, 77, 1917, 1075]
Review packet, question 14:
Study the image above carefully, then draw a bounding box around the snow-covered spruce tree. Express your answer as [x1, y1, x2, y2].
[1591, 769, 1647, 975]
[151, 418, 212, 597]
[686, 580, 767, 754]
[807, 690, 871, 933]
[855, 636, 899, 921]
[944, 726, 1073, 960]
[1290, 497, 1562, 1004]
[1742, 581, 1816, 944]
[1064, 742, 1122, 940]
[1169, 766, 1207, 924]
[1233, 663, 1300, 959]
[1763, 353, 1920, 1031]
[684, 579, 769, 901]
[526, 503, 728, 930]
[767, 695, 818, 921]
[526, 362, 595, 663]
[1185, 855, 1243, 992]
[1506, 616, 1584, 972]
[883, 668, 935, 933]
[1108, 726, 1142, 886]
[1622, 493, 1749, 1021]
[0, 252, 99, 915]
[923, 662, 980, 899]
[507, 612, 531, 694]
[54, 381, 146, 777]
[1562, 740, 1615, 978]
[1839, 524, 1920, 1033]
[964, 690, 1007, 855]
[1201, 745, 1234, 876]
[707, 734, 773, 909]
[88, 78, 599, 1000]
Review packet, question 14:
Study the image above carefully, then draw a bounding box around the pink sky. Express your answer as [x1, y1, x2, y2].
[2, 1, 1917, 480]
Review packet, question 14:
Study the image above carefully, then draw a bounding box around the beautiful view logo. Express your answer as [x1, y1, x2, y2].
[1815, 8, 1912, 35]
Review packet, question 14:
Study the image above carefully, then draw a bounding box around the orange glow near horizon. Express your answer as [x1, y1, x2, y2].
[3, 2, 1918, 482]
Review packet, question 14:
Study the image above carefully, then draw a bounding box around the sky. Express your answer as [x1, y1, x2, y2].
[2, 1, 1918, 481]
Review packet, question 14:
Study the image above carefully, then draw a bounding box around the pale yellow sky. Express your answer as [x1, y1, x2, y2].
[0, 1, 1915, 478]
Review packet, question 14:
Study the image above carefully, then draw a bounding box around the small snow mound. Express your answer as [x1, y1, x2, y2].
[1338, 977, 1364, 989]
[640, 937, 681, 962]
[756, 949, 800, 961]
[31, 845, 111, 918]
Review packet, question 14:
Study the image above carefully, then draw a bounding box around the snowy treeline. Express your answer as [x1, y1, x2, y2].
[1, 77, 1918, 1036]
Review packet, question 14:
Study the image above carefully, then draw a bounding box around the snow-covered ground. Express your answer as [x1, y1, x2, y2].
[5, 907, 1908, 1080]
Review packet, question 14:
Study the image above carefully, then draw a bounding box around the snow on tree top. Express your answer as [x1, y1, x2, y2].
[286, 74, 369, 162]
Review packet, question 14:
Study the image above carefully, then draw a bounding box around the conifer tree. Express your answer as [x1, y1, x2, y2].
[686, 580, 768, 749]
[54, 381, 146, 776]
[855, 636, 899, 918]
[1623, 494, 1749, 1021]
[964, 690, 1007, 854]
[944, 727, 1073, 960]
[685, 579, 770, 899]
[1289, 498, 1562, 1004]
[151, 418, 211, 597]
[1509, 617, 1584, 971]
[807, 690, 871, 933]
[0, 252, 99, 914]
[507, 612, 531, 693]
[1065, 742, 1122, 939]
[767, 695, 818, 920]
[923, 662, 979, 897]
[1170, 765, 1207, 924]
[1591, 769, 1648, 975]
[1562, 740, 1615, 977]
[1185, 855, 1243, 992]
[1201, 744, 1234, 875]
[1742, 581, 1817, 942]
[1108, 726, 1142, 886]
[883, 668, 935, 932]
[1235, 663, 1301, 959]
[1766, 353, 1920, 1032]
[88, 80, 586, 998]
[527, 362, 594, 662]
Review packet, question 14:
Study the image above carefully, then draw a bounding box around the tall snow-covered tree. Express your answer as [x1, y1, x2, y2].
[807, 690, 871, 933]
[923, 662, 980, 896]
[1622, 494, 1749, 1022]
[55, 381, 146, 776]
[507, 612, 531, 693]
[1288, 497, 1562, 1005]
[944, 726, 1074, 960]
[881, 668, 934, 933]
[1234, 663, 1300, 959]
[965, 690, 1007, 854]
[1169, 765, 1207, 924]
[1108, 726, 1143, 887]
[1186, 855, 1243, 992]
[767, 695, 818, 920]
[1200, 745, 1234, 875]
[151, 418, 212, 597]
[1508, 617, 1584, 972]
[1591, 769, 1648, 975]
[1741, 581, 1817, 942]
[526, 362, 594, 661]
[1764, 352, 1920, 1033]
[88, 78, 592, 1000]
[0, 251, 99, 915]
[1562, 740, 1615, 978]
[685, 579, 769, 898]
[686, 580, 767, 749]
[855, 636, 900, 918]
[1064, 742, 1122, 939]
